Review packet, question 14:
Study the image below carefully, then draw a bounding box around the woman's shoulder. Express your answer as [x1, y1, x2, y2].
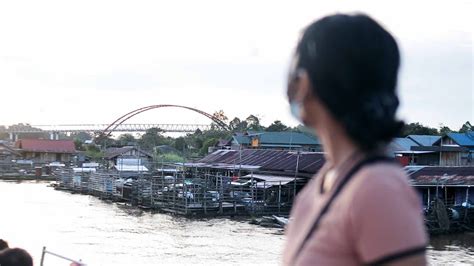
[352, 161, 410, 190]
[346, 161, 420, 207]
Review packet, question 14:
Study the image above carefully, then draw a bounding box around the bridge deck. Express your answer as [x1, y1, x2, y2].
[0, 123, 214, 133]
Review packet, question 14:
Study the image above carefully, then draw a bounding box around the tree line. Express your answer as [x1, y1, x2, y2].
[90, 112, 305, 161]
[1, 118, 473, 162]
[402, 121, 473, 136]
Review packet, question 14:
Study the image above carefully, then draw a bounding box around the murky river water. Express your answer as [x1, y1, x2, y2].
[0, 181, 473, 266]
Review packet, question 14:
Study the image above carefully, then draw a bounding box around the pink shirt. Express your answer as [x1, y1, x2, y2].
[283, 156, 427, 265]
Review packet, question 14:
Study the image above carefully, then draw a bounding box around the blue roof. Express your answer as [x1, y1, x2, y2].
[232, 131, 320, 146]
[446, 131, 474, 147]
[407, 135, 441, 146]
[233, 135, 251, 145]
[390, 138, 419, 151]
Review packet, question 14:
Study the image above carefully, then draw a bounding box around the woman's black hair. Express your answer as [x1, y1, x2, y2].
[295, 13, 404, 151]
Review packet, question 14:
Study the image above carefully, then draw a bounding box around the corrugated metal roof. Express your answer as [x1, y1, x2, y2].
[389, 138, 419, 152]
[407, 135, 441, 146]
[409, 166, 474, 186]
[445, 132, 474, 147]
[105, 146, 153, 159]
[15, 139, 76, 153]
[0, 143, 21, 156]
[232, 132, 320, 146]
[198, 149, 325, 174]
[242, 174, 296, 183]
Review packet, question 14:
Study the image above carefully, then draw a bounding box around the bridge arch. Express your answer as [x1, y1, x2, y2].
[102, 105, 230, 136]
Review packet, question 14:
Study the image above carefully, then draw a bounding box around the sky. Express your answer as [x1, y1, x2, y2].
[0, 0, 472, 130]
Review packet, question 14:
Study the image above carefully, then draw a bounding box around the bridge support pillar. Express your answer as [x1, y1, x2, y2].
[49, 132, 59, 140]
[9, 132, 18, 142]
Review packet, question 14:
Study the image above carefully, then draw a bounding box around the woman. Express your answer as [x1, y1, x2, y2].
[283, 14, 428, 265]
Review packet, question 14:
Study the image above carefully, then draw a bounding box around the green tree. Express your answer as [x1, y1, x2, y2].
[156, 153, 185, 163]
[70, 131, 92, 142]
[117, 133, 136, 146]
[94, 133, 117, 148]
[200, 137, 219, 155]
[74, 139, 84, 151]
[266, 120, 288, 132]
[459, 121, 473, 133]
[229, 117, 247, 132]
[138, 128, 170, 151]
[246, 115, 263, 131]
[401, 122, 438, 136]
[439, 124, 453, 135]
[173, 137, 186, 152]
[85, 144, 104, 161]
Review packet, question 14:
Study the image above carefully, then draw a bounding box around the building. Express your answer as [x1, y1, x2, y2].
[228, 131, 322, 152]
[14, 139, 76, 163]
[390, 134, 473, 166]
[0, 142, 21, 162]
[409, 166, 474, 208]
[391, 136, 441, 166]
[430, 132, 474, 166]
[389, 137, 429, 166]
[105, 146, 153, 168]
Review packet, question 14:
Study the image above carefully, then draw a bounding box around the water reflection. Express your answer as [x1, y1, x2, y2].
[428, 234, 474, 265]
[430, 233, 474, 251]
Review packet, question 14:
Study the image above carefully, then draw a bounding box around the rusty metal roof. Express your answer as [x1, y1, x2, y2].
[198, 149, 325, 174]
[409, 166, 474, 186]
[15, 139, 76, 153]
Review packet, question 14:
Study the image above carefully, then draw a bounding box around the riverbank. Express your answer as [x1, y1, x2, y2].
[0, 175, 56, 181]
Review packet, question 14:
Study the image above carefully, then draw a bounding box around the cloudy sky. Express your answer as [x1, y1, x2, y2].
[0, 0, 472, 130]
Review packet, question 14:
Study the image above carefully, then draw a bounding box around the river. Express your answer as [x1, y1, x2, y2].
[0, 181, 472, 266]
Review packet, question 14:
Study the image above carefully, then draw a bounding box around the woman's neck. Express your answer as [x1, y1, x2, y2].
[318, 124, 359, 169]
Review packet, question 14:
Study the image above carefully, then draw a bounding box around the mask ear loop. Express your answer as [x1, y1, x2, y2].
[288, 68, 308, 123]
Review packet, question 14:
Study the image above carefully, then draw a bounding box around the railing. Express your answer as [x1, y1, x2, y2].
[40, 246, 86, 266]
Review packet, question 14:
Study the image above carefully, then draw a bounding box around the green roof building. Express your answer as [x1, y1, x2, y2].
[229, 131, 322, 152]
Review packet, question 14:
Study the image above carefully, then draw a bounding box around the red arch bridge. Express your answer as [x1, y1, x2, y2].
[1, 105, 230, 140]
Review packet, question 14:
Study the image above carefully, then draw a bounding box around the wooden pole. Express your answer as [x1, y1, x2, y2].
[278, 181, 282, 214]
[204, 173, 208, 215]
[427, 188, 431, 207]
[444, 186, 448, 206]
[184, 182, 188, 215]
[172, 172, 176, 212]
[219, 174, 223, 214]
[263, 181, 267, 214]
[40, 246, 46, 266]
[233, 183, 236, 214]
[464, 187, 470, 221]
[251, 171, 254, 214]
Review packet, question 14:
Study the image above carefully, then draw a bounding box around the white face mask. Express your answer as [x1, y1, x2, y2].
[289, 101, 303, 123]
